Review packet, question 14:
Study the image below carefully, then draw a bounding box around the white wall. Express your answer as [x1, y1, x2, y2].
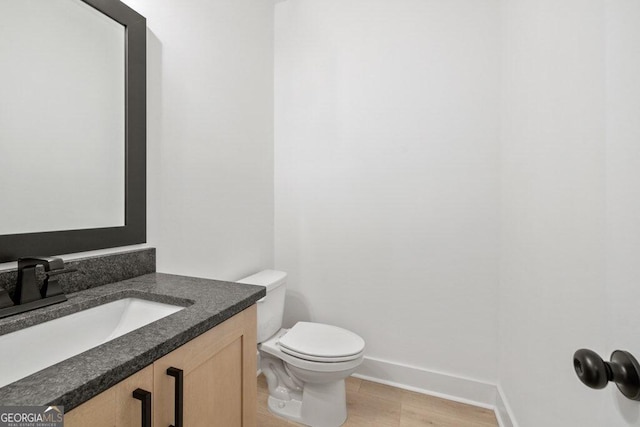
[499, 0, 607, 423]
[499, 0, 640, 425]
[604, 1, 640, 424]
[274, 0, 501, 385]
[122, 0, 275, 280]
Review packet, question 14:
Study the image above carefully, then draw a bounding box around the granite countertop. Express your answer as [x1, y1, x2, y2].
[0, 273, 265, 410]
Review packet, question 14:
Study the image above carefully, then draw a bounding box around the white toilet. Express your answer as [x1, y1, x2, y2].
[237, 270, 365, 427]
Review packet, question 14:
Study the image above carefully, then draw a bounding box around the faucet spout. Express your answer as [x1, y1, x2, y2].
[15, 266, 40, 305]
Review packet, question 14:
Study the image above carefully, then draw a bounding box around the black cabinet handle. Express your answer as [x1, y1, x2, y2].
[132, 388, 152, 427]
[167, 367, 184, 427]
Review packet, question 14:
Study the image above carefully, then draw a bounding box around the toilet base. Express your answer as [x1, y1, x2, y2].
[267, 395, 304, 423]
[267, 379, 348, 427]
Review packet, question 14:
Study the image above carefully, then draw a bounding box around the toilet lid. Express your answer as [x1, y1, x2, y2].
[278, 322, 365, 361]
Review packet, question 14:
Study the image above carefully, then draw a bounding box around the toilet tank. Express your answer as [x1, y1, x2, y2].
[236, 270, 287, 343]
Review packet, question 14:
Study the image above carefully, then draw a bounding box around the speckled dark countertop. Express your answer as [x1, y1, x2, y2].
[0, 273, 265, 410]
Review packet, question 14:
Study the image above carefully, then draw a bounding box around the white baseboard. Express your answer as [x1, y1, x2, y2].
[495, 383, 518, 427]
[353, 356, 515, 426]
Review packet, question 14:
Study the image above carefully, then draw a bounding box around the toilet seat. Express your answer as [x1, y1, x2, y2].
[260, 328, 364, 373]
[278, 322, 365, 362]
[279, 346, 363, 363]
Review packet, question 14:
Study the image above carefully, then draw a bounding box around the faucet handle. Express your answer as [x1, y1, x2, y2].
[18, 256, 64, 272]
[41, 267, 77, 298]
[44, 267, 78, 277]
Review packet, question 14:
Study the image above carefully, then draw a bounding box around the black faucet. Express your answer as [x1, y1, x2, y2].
[0, 256, 75, 319]
[15, 256, 66, 304]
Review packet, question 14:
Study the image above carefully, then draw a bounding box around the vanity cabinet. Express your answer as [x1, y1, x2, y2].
[65, 365, 153, 427]
[154, 304, 257, 426]
[65, 305, 257, 427]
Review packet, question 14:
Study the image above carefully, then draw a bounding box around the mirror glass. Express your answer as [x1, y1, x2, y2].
[0, 0, 125, 235]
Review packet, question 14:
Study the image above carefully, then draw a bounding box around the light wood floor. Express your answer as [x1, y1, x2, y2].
[257, 375, 498, 427]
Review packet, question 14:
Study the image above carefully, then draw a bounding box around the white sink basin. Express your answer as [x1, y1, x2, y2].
[0, 298, 184, 388]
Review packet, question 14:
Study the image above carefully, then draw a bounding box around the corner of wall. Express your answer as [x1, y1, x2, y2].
[495, 383, 517, 427]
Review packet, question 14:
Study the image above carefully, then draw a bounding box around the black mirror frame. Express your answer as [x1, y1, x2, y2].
[0, 0, 146, 263]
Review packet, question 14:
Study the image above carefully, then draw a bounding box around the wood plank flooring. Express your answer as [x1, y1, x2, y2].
[257, 375, 498, 426]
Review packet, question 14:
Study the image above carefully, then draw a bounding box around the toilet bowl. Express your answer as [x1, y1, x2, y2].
[237, 270, 365, 427]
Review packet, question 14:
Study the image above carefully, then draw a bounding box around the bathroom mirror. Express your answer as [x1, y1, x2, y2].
[0, 0, 146, 263]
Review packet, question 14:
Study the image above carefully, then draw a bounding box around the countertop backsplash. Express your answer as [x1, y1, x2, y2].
[0, 248, 156, 296]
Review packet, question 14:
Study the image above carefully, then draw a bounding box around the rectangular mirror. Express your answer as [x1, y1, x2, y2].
[0, 0, 126, 235]
[0, 0, 146, 262]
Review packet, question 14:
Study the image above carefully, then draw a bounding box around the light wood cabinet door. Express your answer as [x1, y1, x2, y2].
[153, 305, 257, 427]
[65, 364, 154, 427]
